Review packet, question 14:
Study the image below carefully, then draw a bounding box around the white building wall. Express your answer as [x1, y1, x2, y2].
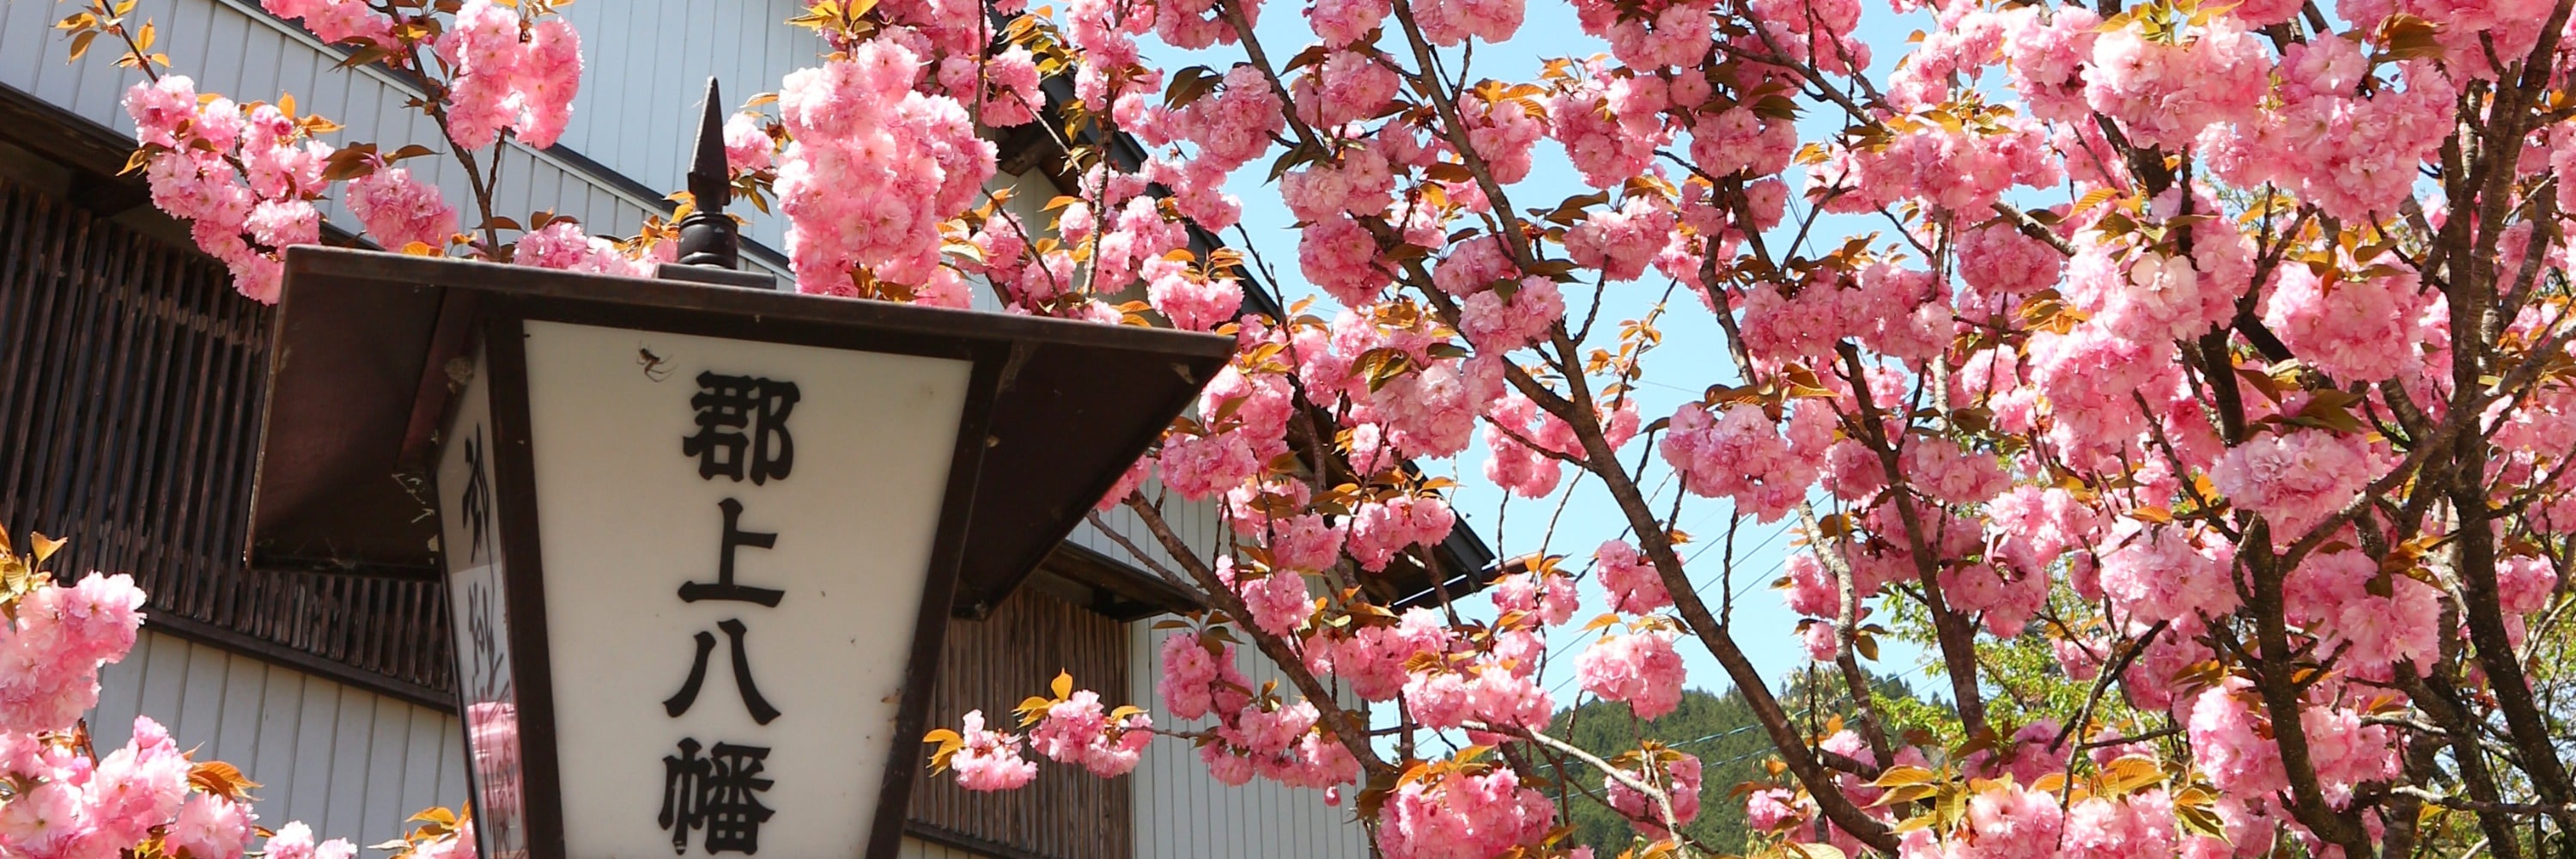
[1072, 491, 1224, 583]
[89, 625, 1382, 858]
[88, 631, 469, 851]
[1125, 622, 1372, 859]
[88, 631, 1050, 859]
[548, 0, 805, 250]
[0, 0, 790, 273]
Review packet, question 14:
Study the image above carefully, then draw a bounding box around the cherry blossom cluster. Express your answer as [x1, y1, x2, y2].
[434, 0, 583, 150]
[120, 76, 333, 302]
[1602, 747, 1702, 840]
[513, 219, 671, 276]
[944, 710, 1041, 792]
[773, 36, 994, 303]
[0, 539, 355, 859]
[258, 0, 396, 48]
[104, 0, 629, 303]
[1028, 691, 1156, 778]
[1573, 624, 1687, 720]
[1375, 765, 1558, 859]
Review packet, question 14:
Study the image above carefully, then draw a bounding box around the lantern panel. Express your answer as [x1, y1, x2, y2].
[519, 320, 972, 859]
[438, 340, 531, 859]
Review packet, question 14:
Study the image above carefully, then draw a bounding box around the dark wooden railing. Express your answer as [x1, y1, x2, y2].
[0, 179, 454, 705]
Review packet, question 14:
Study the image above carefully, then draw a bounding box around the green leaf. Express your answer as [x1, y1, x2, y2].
[2175, 802, 2231, 842]
[1163, 65, 1221, 109]
[1423, 162, 1476, 184]
[1871, 765, 1939, 788]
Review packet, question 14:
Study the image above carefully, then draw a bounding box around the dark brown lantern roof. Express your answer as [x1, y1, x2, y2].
[247, 247, 1236, 618]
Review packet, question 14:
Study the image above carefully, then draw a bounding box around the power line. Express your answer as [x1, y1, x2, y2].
[1527, 722, 1783, 779]
[1538, 530, 1795, 700]
[1557, 518, 1792, 660]
[1663, 720, 1768, 751]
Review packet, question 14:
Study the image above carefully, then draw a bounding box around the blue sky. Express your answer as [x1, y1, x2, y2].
[1133, 2, 1951, 706]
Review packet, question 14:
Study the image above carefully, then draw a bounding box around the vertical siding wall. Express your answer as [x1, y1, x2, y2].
[89, 629, 1134, 859]
[548, 0, 805, 250]
[1068, 496, 1223, 586]
[89, 631, 470, 850]
[1126, 623, 1372, 859]
[0, 0, 726, 265]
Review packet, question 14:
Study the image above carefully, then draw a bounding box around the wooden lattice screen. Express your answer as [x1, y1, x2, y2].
[0, 179, 453, 704]
[910, 583, 1136, 859]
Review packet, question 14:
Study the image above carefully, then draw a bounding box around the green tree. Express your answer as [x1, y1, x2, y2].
[1539, 673, 1920, 857]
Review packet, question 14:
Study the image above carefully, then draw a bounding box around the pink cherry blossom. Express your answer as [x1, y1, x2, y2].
[1297, 215, 1392, 305]
[2096, 523, 2239, 625]
[1604, 752, 1701, 838]
[2082, 17, 2268, 150]
[1456, 278, 1564, 351]
[1660, 402, 1823, 523]
[1030, 691, 1154, 778]
[1487, 566, 1579, 628]
[1375, 766, 1554, 859]
[1148, 270, 1245, 332]
[723, 113, 775, 174]
[1306, 0, 1390, 43]
[2063, 792, 2182, 859]
[1576, 630, 1685, 719]
[1594, 539, 1670, 615]
[2188, 682, 2286, 795]
[950, 710, 1038, 792]
[2262, 263, 2418, 382]
[1564, 198, 1674, 282]
[1220, 559, 1314, 637]
[121, 76, 197, 149]
[514, 222, 653, 277]
[1157, 633, 1253, 721]
[346, 167, 459, 251]
[1953, 781, 2063, 859]
[165, 795, 253, 859]
[2209, 429, 2373, 539]
[1345, 493, 1458, 571]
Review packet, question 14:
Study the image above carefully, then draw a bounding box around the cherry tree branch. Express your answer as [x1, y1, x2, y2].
[1115, 495, 1394, 779]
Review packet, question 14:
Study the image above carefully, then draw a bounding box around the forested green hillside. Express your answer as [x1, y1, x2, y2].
[1540, 673, 1921, 856]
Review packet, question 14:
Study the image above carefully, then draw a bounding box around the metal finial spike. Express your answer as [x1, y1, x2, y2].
[676, 76, 742, 271]
[688, 77, 730, 210]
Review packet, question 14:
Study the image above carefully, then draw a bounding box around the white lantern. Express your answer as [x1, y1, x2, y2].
[251, 247, 1230, 859]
